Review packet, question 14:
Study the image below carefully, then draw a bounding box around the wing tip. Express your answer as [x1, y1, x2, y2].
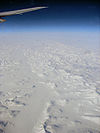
[37, 6, 48, 9]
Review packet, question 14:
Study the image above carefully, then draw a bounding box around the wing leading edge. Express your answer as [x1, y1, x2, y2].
[0, 7, 47, 17]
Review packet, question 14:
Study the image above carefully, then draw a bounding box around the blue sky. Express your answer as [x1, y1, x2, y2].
[0, 4, 100, 32]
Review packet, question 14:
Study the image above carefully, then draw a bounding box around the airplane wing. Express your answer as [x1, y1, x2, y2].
[0, 7, 47, 17]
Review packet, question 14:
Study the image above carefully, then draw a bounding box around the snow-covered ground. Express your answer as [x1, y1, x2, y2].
[0, 32, 100, 133]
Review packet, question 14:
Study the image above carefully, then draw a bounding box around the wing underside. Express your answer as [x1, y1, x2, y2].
[0, 7, 47, 17]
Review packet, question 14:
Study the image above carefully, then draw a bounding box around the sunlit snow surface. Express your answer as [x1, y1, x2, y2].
[0, 32, 100, 133]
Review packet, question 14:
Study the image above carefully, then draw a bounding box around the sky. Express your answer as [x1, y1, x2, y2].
[0, 0, 100, 32]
